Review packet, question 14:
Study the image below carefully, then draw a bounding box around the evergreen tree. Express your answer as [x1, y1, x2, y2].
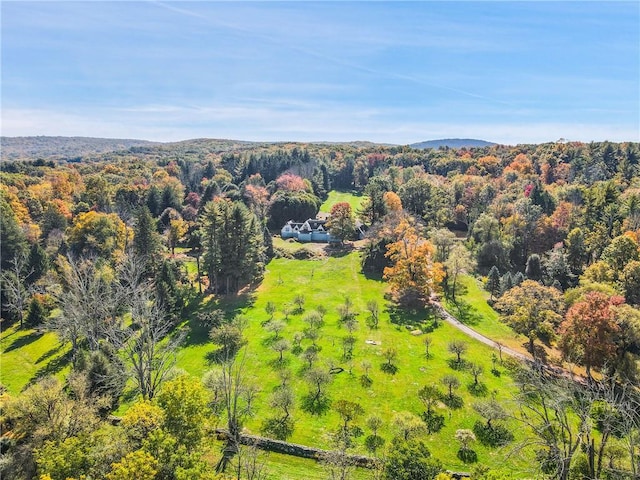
[0, 194, 28, 271]
[155, 259, 183, 323]
[486, 266, 501, 300]
[565, 227, 588, 274]
[360, 177, 390, 225]
[500, 272, 514, 294]
[525, 254, 543, 281]
[146, 185, 162, 216]
[161, 184, 182, 212]
[513, 271, 525, 286]
[26, 242, 48, 286]
[202, 199, 265, 294]
[26, 297, 46, 327]
[133, 206, 161, 266]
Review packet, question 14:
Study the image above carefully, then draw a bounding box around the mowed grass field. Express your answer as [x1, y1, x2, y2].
[0, 324, 71, 394]
[320, 190, 367, 214]
[445, 275, 526, 353]
[2, 246, 536, 476]
[177, 252, 534, 475]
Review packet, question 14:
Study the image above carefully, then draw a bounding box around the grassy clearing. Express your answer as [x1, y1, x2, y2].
[444, 275, 526, 354]
[446, 275, 579, 369]
[2, 250, 535, 475]
[182, 254, 534, 475]
[320, 191, 367, 214]
[0, 323, 71, 394]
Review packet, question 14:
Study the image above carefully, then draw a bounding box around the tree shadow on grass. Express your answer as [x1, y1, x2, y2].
[182, 292, 255, 347]
[457, 449, 478, 464]
[35, 343, 65, 364]
[268, 357, 292, 370]
[3, 331, 44, 353]
[26, 349, 73, 390]
[442, 394, 464, 409]
[380, 363, 398, 375]
[261, 417, 295, 440]
[386, 302, 441, 332]
[467, 382, 489, 397]
[301, 394, 331, 415]
[447, 359, 470, 371]
[527, 344, 549, 364]
[361, 269, 384, 282]
[451, 300, 482, 326]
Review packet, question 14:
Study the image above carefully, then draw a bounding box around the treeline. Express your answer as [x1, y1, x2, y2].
[1, 138, 640, 479]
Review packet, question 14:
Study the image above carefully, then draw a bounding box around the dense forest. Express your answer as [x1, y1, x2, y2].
[1, 137, 640, 480]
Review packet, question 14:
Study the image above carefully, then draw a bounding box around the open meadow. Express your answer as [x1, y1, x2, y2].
[176, 249, 534, 475]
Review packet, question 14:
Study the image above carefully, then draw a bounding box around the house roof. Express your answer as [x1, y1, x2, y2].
[283, 218, 329, 233]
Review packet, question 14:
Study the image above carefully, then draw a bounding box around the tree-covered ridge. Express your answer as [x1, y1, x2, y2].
[1, 137, 640, 480]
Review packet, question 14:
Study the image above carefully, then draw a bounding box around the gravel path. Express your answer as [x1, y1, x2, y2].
[431, 299, 582, 382]
[430, 300, 531, 363]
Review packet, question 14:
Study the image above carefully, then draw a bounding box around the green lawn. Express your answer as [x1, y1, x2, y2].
[179, 253, 534, 475]
[0, 323, 71, 394]
[2, 252, 536, 476]
[446, 275, 573, 367]
[444, 275, 526, 353]
[320, 190, 367, 215]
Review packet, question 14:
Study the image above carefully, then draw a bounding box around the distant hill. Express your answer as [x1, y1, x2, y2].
[1, 135, 500, 162]
[410, 138, 496, 149]
[0, 136, 159, 161]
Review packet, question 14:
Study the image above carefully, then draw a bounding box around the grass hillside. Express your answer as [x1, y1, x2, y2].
[2, 248, 535, 476]
[0, 325, 71, 393]
[176, 251, 533, 475]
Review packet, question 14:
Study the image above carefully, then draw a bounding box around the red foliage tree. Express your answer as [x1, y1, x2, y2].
[558, 292, 623, 378]
[275, 173, 307, 192]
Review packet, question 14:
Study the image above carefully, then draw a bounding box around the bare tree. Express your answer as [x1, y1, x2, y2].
[108, 290, 184, 400]
[233, 441, 269, 480]
[214, 351, 256, 473]
[1, 252, 33, 327]
[447, 340, 468, 365]
[50, 256, 115, 360]
[423, 335, 433, 358]
[366, 300, 380, 329]
[512, 368, 640, 480]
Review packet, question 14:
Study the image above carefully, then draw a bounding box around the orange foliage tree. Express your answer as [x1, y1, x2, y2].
[383, 219, 444, 306]
[383, 191, 402, 212]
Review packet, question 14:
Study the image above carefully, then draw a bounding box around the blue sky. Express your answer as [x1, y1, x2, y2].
[2, 1, 639, 144]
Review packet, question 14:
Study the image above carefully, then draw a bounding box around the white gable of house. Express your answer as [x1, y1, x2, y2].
[316, 225, 324, 232]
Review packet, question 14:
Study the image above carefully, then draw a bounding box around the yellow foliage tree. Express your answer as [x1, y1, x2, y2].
[67, 211, 128, 262]
[167, 218, 188, 255]
[383, 219, 444, 305]
[106, 450, 158, 480]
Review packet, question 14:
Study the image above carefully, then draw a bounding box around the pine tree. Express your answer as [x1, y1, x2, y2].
[26, 242, 48, 286]
[486, 266, 501, 300]
[201, 199, 265, 294]
[525, 254, 543, 281]
[133, 207, 161, 268]
[155, 259, 183, 323]
[26, 297, 46, 327]
[500, 272, 514, 294]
